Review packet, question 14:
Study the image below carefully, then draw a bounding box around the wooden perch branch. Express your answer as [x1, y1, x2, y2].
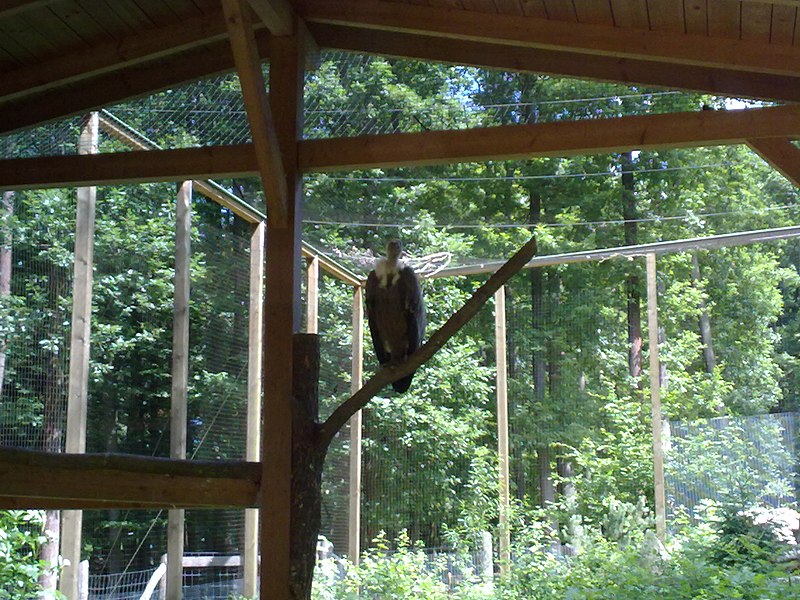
[318, 234, 539, 449]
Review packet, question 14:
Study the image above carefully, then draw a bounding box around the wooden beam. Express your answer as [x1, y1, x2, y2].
[4, 105, 800, 188]
[306, 255, 320, 333]
[348, 286, 364, 563]
[646, 254, 666, 541]
[746, 138, 800, 187]
[248, 0, 294, 35]
[224, 0, 289, 227]
[60, 111, 98, 600]
[297, 0, 800, 77]
[0, 448, 260, 509]
[0, 9, 230, 104]
[310, 23, 800, 103]
[494, 286, 511, 575]
[0, 32, 272, 136]
[261, 27, 305, 599]
[300, 104, 800, 172]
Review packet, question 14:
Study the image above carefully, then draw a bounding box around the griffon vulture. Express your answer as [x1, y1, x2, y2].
[365, 240, 426, 393]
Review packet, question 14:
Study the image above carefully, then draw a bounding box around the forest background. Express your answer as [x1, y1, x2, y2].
[1, 50, 799, 595]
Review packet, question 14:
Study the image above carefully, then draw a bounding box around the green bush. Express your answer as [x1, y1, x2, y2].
[0, 510, 57, 599]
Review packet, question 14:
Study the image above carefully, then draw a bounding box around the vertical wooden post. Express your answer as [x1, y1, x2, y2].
[646, 253, 667, 541]
[262, 27, 305, 600]
[167, 181, 192, 600]
[348, 285, 364, 563]
[494, 286, 511, 574]
[306, 256, 319, 334]
[60, 112, 98, 599]
[244, 221, 265, 599]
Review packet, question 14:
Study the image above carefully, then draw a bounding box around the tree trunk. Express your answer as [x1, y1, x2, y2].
[0, 191, 12, 399]
[621, 152, 643, 388]
[691, 252, 716, 373]
[290, 334, 325, 600]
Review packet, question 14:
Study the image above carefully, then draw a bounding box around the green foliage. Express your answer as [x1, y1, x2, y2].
[0, 510, 59, 599]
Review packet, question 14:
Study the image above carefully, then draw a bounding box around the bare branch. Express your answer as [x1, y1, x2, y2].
[318, 234, 538, 450]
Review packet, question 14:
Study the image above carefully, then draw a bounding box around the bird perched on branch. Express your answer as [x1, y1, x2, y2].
[365, 240, 426, 393]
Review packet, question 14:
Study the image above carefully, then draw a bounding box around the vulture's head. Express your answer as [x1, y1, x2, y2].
[386, 239, 403, 260]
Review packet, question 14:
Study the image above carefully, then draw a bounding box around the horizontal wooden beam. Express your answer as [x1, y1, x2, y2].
[0, 31, 272, 136]
[309, 23, 800, 103]
[3, 105, 800, 187]
[300, 104, 800, 171]
[747, 138, 800, 187]
[0, 8, 231, 104]
[0, 447, 259, 509]
[297, 0, 800, 77]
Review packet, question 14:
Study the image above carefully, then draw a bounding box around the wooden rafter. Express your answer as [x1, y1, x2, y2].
[300, 104, 800, 171]
[0, 448, 259, 510]
[747, 138, 800, 187]
[296, 0, 800, 77]
[310, 23, 800, 103]
[223, 0, 289, 227]
[248, 0, 294, 35]
[3, 105, 800, 187]
[0, 32, 272, 136]
[0, 8, 231, 104]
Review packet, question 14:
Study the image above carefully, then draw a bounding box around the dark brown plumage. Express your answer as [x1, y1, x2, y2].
[365, 240, 426, 393]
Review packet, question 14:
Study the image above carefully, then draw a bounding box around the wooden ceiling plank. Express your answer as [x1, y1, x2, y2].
[247, 0, 295, 35]
[519, 0, 547, 18]
[0, 447, 259, 509]
[47, 1, 114, 45]
[746, 137, 800, 187]
[542, 0, 577, 20]
[73, 0, 137, 38]
[646, 0, 685, 33]
[741, 2, 773, 42]
[0, 7, 229, 104]
[707, 0, 740, 39]
[130, 0, 183, 27]
[300, 104, 800, 171]
[4, 104, 800, 188]
[0, 0, 56, 19]
[683, 0, 707, 35]
[609, 0, 649, 27]
[223, 0, 289, 226]
[573, 0, 615, 24]
[460, 0, 499, 12]
[492, 0, 525, 16]
[770, 5, 797, 45]
[0, 31, 271, 136]
[310, 24, 800, 102]
[295, 0, 800, 76]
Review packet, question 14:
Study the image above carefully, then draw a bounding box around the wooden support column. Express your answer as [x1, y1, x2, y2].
[494, 286, 511, 574]
[261, 26, 305, 600]
[167, 181, 192, 600]
[244, 221, 265, 599]
[306, 255, 319, 333]
[646, 253, 667, 541]
[59, 111, 98, 599]
[348, 285, 364, 563]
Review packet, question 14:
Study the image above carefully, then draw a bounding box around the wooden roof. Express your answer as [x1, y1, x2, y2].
[1, 0, 800, 137]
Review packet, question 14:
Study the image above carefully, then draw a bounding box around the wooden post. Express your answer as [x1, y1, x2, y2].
[494, 286, 511, 574]
[243, 221, 265, 599]
[59, 111, 98, 599]
[262, 27, 305, 600]
[646, 253, 667, 540]
[167, 181, 192, 600]
[348, 286, 364, 563]
[306, 255, 319, 334]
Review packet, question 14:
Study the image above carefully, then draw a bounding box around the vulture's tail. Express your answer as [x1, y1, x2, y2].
[392, 371, 415, 393]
